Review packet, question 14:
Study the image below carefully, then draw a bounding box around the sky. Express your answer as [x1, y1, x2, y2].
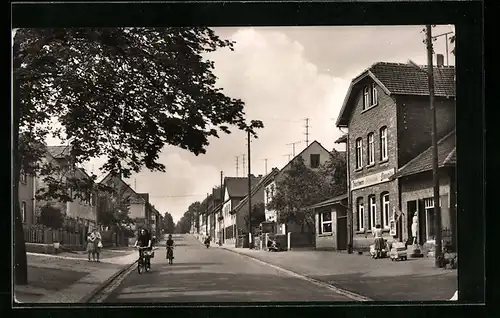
[33, 25, 455, 223]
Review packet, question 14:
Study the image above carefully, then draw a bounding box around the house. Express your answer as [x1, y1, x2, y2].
[308, 193, 348, 251]
[334, 61, 455, 252]
[18, 170, 36, 226]
[229, 173, 279, 243]
[207, 187, 223, 242]
[99, 173, 148, 231]
[265, 140, 333, 234]
[149, 204, 161, 237]
[36, 146, 98, 227]
[389, 130, 456, 251]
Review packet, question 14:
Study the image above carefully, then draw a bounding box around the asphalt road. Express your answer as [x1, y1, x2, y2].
[103, 234, 352, 303]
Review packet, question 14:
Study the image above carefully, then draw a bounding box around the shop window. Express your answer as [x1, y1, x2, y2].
[356, 198, 364, 231]
[380, 126, 388, 161]
[319, 211, 333, 234]
[368, 195, 377, 230]
[381, 192, 390, 229]
[355, 138, 363, 169]
[367, 133, 375, 165]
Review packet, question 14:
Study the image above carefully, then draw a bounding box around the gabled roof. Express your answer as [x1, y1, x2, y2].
[279, 140, 331, 173]
[224, 176, 260, 198]
[390, 129, 456, 180]
[306, 193, 348, 210]
[336, 62, 455, 127]
[46, 145, 72, 159]
[99, 172, 146, 204]
[231, 169, 280, 214]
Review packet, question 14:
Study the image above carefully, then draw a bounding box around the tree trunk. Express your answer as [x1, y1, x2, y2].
[13, 34, 28, 285]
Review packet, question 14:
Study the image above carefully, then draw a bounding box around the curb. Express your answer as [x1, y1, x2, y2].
[80, 260, 138, 303]
[221, 247, 373, 302]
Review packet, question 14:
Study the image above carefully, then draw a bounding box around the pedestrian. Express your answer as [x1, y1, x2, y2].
[373, 224, 385, 259]
[86, 228, 96, 262]
[94, 228, 103, 262]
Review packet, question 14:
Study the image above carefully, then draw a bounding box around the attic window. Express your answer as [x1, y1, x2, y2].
[363, 84, 378, 110]
[310, 154, 320, 168]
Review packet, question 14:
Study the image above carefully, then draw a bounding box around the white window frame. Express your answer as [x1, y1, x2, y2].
[320, 211, 333, 234]
[367, 133, 375, 165]
[424, 197, 438, 241]
[380, 127, 388, 161]
[355, 138, 363, 169]
[363, 86, 370, 109]
[21, 201, 26, 223]
[357, 200, 364, 231]
[369, 196, 376, 230]
[382, 193, 390, 229]
[371, 83, 378, 106]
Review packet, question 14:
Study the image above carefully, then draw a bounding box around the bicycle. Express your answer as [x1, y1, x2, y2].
[136, 246, 158, 274]
[166, 246, 174, 265]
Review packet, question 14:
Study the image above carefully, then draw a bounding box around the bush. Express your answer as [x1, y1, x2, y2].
[39, 205, 64, 229]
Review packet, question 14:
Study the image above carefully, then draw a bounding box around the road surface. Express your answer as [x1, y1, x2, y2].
[103, 234, 353, 303]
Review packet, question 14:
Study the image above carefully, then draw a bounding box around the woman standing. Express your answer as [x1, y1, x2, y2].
[94, 228, 103, 262]
[373, 224, 385, 259]
[86, 229, 96, 261]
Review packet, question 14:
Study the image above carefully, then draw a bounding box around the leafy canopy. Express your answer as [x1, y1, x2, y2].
[267, 152, 347, 228]
[14, 27, 264, 203]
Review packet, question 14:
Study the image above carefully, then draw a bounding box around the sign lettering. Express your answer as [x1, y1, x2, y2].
[351, 168, 395, 190]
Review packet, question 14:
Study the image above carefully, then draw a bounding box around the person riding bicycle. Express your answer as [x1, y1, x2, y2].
[166, 234, 175, 261]
[134, 228, 152, 268]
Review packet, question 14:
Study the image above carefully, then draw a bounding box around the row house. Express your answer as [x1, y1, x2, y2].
[334, 61, 455, 251]
[265, 140, 332, 234]
[99, 173, 149, 231]
[35, 146, 98, 227]
[222, 175, 262, 246]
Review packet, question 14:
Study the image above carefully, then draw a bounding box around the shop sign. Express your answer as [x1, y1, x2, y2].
[351, 168, 395, 190]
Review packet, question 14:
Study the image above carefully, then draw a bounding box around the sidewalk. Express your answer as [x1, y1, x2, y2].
[14, 250, 138, 304]
[221, 246, 457, 301]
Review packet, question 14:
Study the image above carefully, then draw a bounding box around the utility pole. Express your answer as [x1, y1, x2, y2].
[205, 192, 209, 236]
[262, 158, 268, 175]
[283, 154, 292, 162]
[247, 129, 253, 249]
[426, 25, 443, 267]
[235, 156, 239, 177]
[220, 170, 224, 244]
[286, 141, 302, 157]
[304, 118, 310, 147]
[134, 178, 137, 191]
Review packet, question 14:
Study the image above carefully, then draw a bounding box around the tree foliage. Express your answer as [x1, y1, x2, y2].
[174, 201, 201, 234]
[267, 152, 347, 231]
[162, 212, 175, 234]
[97, 187, 133, 229]
[39, 204, 64, 229]
[13, 27, 264, 284]
[243, 202, 266, 234]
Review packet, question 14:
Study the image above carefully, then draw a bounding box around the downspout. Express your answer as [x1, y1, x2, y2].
[346, 132, 353, 254]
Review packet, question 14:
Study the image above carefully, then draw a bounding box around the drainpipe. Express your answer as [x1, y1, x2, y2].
[346, 133, 353, 254]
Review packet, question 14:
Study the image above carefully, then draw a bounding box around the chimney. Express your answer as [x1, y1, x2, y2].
[436, 54, 444, 67]
[258, 174, 263, 178]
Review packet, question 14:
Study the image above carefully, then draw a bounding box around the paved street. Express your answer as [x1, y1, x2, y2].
[103, 235, 353, 302]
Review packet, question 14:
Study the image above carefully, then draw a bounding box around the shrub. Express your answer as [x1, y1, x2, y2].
[39, 204, 64, 229]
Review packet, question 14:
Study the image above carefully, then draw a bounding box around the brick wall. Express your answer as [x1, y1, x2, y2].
[396, 95, 455, 166]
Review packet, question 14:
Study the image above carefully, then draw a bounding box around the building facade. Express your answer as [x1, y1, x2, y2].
[18, 170, 36, 226]
[335, 62, 455, 251]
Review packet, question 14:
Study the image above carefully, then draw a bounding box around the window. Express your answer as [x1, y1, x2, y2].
[355, 138, 363, 169]
[20, 170, 27, 184]
[381, 193, 390, 229]
[21, 201, 26, 223]
[319, 211, 333, 234]
[424, 198, 437, 241]
[310, 154, 320, 168]
[371, 83, 378, 106]
[368, 196, 376, 230]
[363, 86, 370, 109]
[356, 198, 364, 231]
[380, 126, 388, 161]
[367, 133, 375, 165]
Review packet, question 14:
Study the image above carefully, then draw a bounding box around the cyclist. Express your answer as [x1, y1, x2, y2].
[166, 234, 175, 264]
[134, 228, 152, 269]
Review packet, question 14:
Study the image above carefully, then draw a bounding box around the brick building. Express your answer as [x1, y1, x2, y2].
[335, 61, 455, 251]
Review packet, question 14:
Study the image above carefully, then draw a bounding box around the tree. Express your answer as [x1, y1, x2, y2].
[244, 202, 266, 234]
[318, 149, 347, 198]
[13, 27, 264, 285]
[97, 190, 133, 229]
[39, 204, 64, 229]
[267, 156, 325, 232]
[162, 212, 175, 234]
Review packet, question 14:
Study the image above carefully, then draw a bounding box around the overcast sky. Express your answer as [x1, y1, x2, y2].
[40, 25, 455, 223]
